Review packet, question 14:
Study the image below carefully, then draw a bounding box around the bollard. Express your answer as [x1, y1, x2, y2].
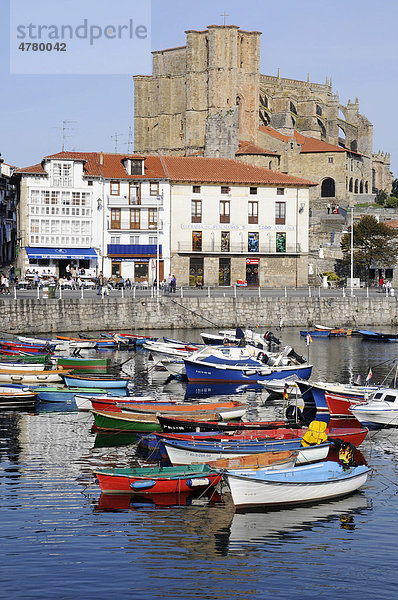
[133, 286, 136, 299]
[208, 286, 210, 298]
[342, 287, 345, 297]
[308, 286, 311, 297]
[37, 286, 40, 300]
[121, 287, 124, 299]
[318, 287, 321, 298]
[258, 286, 261, 298]
[59, 286, 62, 300]
[14, 286, 16, 300]
[366, 287, 369, 298]
[180, 286, 183, 298]
[234, 285, 237, 298]
[284, 286, 287, 298]
[81, 286, 84, 299]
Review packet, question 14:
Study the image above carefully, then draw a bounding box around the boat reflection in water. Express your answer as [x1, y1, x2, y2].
[94, 489, 223, 511]
[93, 431, 138, 448]
[184, 382, 264, 400]
[224, 493, 371, 547]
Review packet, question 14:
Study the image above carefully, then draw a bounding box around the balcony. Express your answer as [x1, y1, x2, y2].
[107, 243, 163, 257]
[107, 195, 164, 208]
[108, 219, 163, 232]
[177, 242, 302, 254]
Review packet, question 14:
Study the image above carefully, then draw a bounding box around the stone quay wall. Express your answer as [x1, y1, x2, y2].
[0, 296, 397, 335]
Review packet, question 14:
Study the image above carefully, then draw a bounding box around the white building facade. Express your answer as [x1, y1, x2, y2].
[16, 152, 170, 282]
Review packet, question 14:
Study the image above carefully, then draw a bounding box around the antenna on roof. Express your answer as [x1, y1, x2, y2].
[111, 132, 124, 153]
[60, 120, 77, 151]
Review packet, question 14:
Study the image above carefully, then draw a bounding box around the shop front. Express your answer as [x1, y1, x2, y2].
[24, 247, 98, 278]
[246, 258, 259, 286]
[107, 244, 163, 284]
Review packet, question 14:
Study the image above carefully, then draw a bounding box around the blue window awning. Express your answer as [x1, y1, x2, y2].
[25, 247, 98, 260]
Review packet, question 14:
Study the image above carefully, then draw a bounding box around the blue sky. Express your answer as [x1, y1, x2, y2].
[1, 0, 397, 175]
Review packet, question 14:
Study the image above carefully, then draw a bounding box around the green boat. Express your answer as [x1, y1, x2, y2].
[56, 357, 112, 372]
[0, 353, 51, 364]
[92, 409, 162, 433]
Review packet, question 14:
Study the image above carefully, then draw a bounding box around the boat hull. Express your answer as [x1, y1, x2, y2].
[164, 439, 331, 466]
[225, 462, 370, 508]
[92, 410, 162, 432]
[184, 359, 312, 384]
[63, 375, 130, 389]
[95, 464, 221, 494]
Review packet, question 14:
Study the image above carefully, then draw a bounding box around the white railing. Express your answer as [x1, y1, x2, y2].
[107, 195, 163, 207]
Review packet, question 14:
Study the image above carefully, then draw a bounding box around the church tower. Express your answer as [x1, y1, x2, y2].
[133, 25, 261, 158]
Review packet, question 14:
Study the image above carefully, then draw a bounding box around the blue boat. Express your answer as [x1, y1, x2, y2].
[300, 330, 330, 338]
[62, 374, 130, 389]
[184, 357, 312, 384]
[358, 329, 398, 342]
[35, 386, 128, 403]
[184, 382, 262, 400]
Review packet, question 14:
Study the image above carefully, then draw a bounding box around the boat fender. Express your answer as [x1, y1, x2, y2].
[338, 442, 356, 469]
[243, 370, 256, 376]
[186, 477, 211, 488]
[130, 479, 157, 491]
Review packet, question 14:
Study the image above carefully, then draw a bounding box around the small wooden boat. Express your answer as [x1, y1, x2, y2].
[94, 463, 222, 494]
[350, 388, 398, 426]
[0, 340, 55, 354]
[56, 357, 112, 373]
[299, 330, 330, 338]
[0, 386, 38, 410]
[163, 437, 332, 466]
[0, 353, 50, 364]
[0, 362, 46, 372]
[0, 368, 70, 384]
[224, 461, 371, 509]
[325, 392, 367, 417]
[36, 387, 127, 403]
[297, 380, 378, 413]
[158, 414, 304, 433]
[205, 450, 298, 470]
[62, 373, 130, 389]
[80, 395, 170, 412]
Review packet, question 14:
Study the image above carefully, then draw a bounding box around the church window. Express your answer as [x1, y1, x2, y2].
[360, 181, 364, 194]
[269, 161, 272, 169]
[290, 101, 297, 115]
[316, 105, 322, 116]
[317, 118, 326, 138]
[365, 181, 368, 193]
[321, 178, 335, 198]
[259, 110, 270, 126]
[260, 94, 268, 108]
[350, 140, 358, 152]
[354, 179, 359, 193]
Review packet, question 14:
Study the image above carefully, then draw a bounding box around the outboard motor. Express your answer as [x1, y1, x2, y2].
[284, 346, 306, 364]
[264, 331, 280, 346]
[286, 404, 304, 423]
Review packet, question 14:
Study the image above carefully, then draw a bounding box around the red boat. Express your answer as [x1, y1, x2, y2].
[94, 463, 222, 494]
[90, 398, 176, 412]
[152, 424, 368, 447]
[0, 341, 53, 355]
[325, 392, 368, 417]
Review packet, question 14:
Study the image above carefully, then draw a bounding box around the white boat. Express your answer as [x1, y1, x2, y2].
[164, 439, 331, 466]
[161, 359, 185, 377]
[17, 335, 95, 351]
[0, 369, 66, 384]
[350, 388, 398, 426]
[0, 362, 46, 372]
[262, 376, 301, 396]
[224, 461, 370, 509]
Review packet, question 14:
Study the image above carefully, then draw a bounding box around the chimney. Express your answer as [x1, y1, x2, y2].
[99, 152, 104, 165]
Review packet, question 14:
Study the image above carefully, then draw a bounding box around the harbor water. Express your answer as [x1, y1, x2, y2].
[1, 327, 398, 599]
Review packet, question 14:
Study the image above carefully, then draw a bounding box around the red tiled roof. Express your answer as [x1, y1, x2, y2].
[160, 156, 316, 186]
[17, 152, 165, 180]
[17, 151, 316, 186]
[236, 141, 279, 156]
[259, 126, 347, 153]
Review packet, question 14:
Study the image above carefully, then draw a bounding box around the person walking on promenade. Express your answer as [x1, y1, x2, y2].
[327, 203, 331, 214]
[170, 275, 176, 293]
[33, 271, 40, 288]
[166, 274, 172, 294]
[97, 271, 105, 295]
[385, 280, 391, 296]
[9, 265, 14, 284]
[379, 276, 384, 292]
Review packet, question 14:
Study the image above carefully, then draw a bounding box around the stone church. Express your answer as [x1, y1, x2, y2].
[134, 24, 392, 208]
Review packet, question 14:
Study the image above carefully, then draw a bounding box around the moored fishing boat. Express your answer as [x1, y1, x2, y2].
[224, 461, 371, 509]
[0, 368, 70, 384]
[0, 386, 38, 410]
[91, 409, 163, 433]
[0, 362, 46, 372]
[350, 388, 398, 426]
[358, 330, 398, 342]
[62, 373, 130, 389]
[163, 437, 332, 466]
[94, 463, 222, 494]
[78, 395, 167, 412]
[297, 380, 378, 413]
[56, 356, 112, 373]
[36, 387, 128, 404]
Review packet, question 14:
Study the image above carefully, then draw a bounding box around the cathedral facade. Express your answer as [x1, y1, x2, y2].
[134, 24, 392, 207]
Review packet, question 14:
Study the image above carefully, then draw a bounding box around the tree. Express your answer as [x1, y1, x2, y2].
[391, 178, 398, 198]
[375, 189, 388, 205]
[340, 215, 398, 283]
